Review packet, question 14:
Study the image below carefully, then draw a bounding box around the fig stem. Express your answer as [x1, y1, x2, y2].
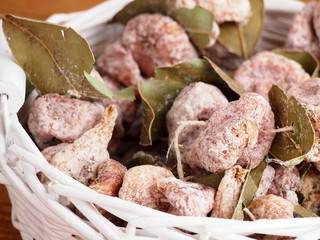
[243, 207, 256, 221]
[260, 126, 294, 134]
[167, 120, 207, 180]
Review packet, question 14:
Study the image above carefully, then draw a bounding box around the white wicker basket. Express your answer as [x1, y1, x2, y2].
[1, 0, 320, 239]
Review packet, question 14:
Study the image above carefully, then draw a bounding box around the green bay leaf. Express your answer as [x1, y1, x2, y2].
[217, 0, 264, 58]
[204, 57, 246, 98]
[2, 14, 103, 100]
[268, 85, 315, 162]
[232, 161, 267, 220]
[139, 58, 242, 145]
[294, 204, 319, 218]
[274, 49, 320, 77]
[169, 6, 213, 52]
[25, 75, 34, 99]
[84, 71, 135, 101]
[112, 0, 168, 23]
[124, 153, 155, 169]
[192, 172, 224, 190]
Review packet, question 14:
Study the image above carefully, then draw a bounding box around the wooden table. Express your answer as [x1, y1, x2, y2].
[0, 2, 105, 239]
[0, 185, 21, 240]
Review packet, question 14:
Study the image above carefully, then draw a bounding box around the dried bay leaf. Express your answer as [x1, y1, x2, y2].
[192, 172, 224, 190]
[217, 0, 264, 58]
[204, 57, 246, 99]
[169, 6, 213, 52]
[294, 204, 318, 218]
[84, 71, 135, 101]
[274, 49, 320, 77]
[139, 58, 243, 145]
[232, 161, 267, 220]
[1, 14, 104, 100]
[139, 78, 183, 145]
[112, 0, 213, 52]
[268, 85, 315, 163]
[124, 153, 155, 169]
[112, 0, 168, 23]
[25, 75, 34, 99]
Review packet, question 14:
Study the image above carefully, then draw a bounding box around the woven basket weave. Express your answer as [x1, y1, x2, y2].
[1, 0, 320, 239]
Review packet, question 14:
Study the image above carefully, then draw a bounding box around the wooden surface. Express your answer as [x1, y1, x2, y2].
[0, 2, 105, 239]
[0, 0, 106, 20]
[0, 185, 21, 240]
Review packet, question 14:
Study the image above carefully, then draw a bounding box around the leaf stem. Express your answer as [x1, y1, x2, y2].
[260, 126, 294, 134]
[238, 27, 248, 59]
[167, 120, 207, 180]
[2, 15, 76, 93]
[243, 208, 256, 221]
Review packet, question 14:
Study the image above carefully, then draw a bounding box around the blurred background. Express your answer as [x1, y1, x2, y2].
[0, 0, 105, 20]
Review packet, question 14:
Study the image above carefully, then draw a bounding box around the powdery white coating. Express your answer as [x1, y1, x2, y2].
[299, 167, 320, 215]
[285, 2, 320, 59]
[122, 14, 198, 77]
[196, 0, 251, 25]
[96, 41, 142, 89]
[167, 0, 251, 25]
[89, 159, 126, 197]
[287, 78, 320, 162]
[40, 143, 70, 183]
[211, 165, 247, 219]
[167, 0, 220, 47]
[166, 82, 228, 165]
[254, 165, 275, 200]
[233, 51, 310, 99]
[167, 0, 196, 8]
[267, 166, 300, 205]
[28, 93, 105, 150]
[247, 195, 294, 220]
[287, 78, 320, 107]
[187, 93, 275, 173]
[119, 165, 174, 212]
[41, 143, 70, 163]
[48, 106, 118, 185]
[208, 21, 221, 47]
[157, 177, 215, 217]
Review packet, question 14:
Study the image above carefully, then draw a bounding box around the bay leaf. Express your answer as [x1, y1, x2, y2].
[112, 0, 168, 23]
[169, 6, 213, 52]
[25, 75, 34, 99]
[268, 85, 315, 162]
[274, 49, 320, 77]
[298, 162, 312, 178]
[217, 0, 264, 58]
[294, 204, 318, 218]
[112, 0, 214, 52]
[204, 57, 246, 98]
[1, 14, 104, 100]
[232, 161, 267, 220]
[139, 78, 183, 145]
[139, 58, 243, 145]
[192, 172, 224, 190]
[84, 71, 135, 101]
[124, 153, 155, 169]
